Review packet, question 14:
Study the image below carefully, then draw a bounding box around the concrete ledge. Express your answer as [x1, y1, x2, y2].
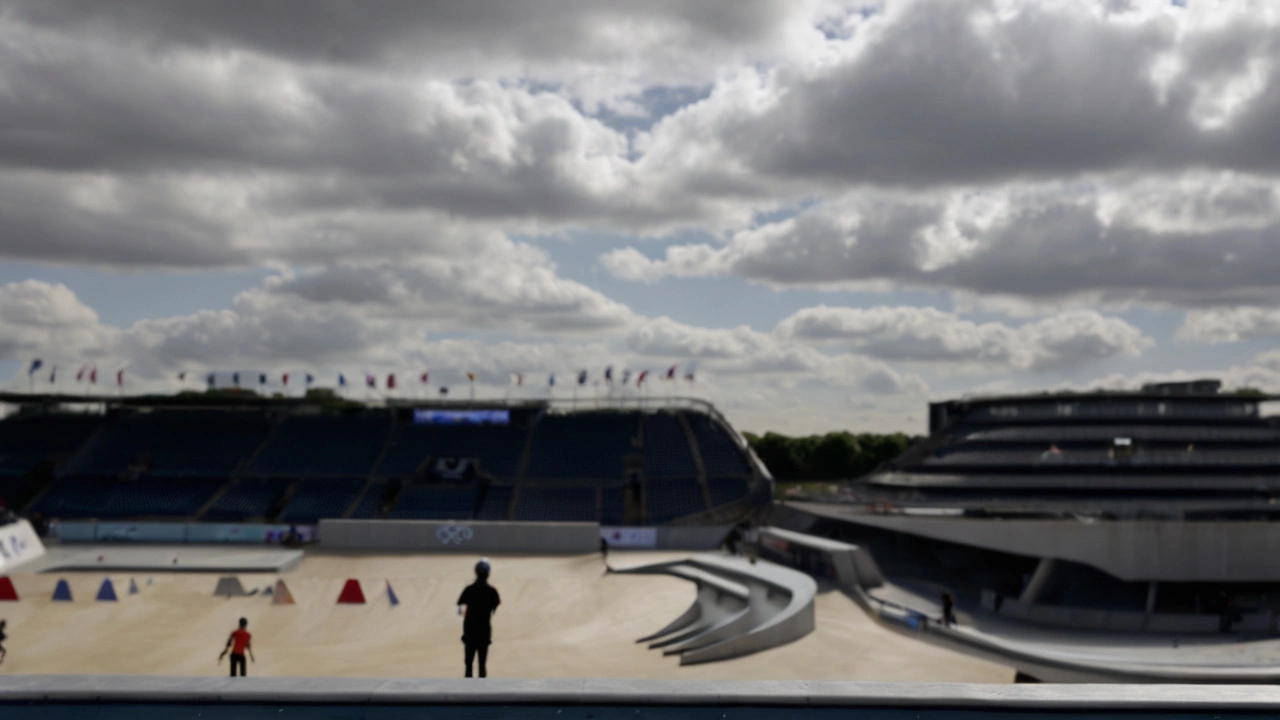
[5, 676, 1280, 709]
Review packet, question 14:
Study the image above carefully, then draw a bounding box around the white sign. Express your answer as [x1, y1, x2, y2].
[0, 520, 46, 574]
[436, 524, 474, 545]
[601, 527, 657, 548]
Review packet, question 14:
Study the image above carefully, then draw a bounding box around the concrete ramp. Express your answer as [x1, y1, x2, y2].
[616, 553, 816, 665]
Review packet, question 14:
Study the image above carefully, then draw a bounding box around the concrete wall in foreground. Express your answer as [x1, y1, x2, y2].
[319, 519, 600, 553]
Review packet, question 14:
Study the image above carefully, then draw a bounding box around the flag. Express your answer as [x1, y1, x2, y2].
[685, 369, 696, 382]
[89, 368, 97, 384]
[306, 373, 315, 385]
[365, 374, 376, 388]
[511, 373, 523, 386]
[666, 365, 677, 380]
[338, 373, 347, 387]
[439, 386, 449, 396]
[232, 372, 240, 387]
[548, 373, 556, 387]
[116, 369, 124, 387]
[282, 373, 290, 386]
[27, 359, 42, 376]
[48, 365, 57, 383]
[621, 369, 631, 386]
[420, 371, 429, 384]
[387, 373, 396, 389]
[259, 373, 267, 385]
[466, 372, 476, 383]
[206, 373, 216, 387]
[637, 370, 649, 387]
[76, 366, 87, 382]
[178, 371, 187, 381]
[604, 366, 613, 384]
[577, 370, 588, 385]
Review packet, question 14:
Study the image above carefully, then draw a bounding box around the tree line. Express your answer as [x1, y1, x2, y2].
[742, 430, 915, 481]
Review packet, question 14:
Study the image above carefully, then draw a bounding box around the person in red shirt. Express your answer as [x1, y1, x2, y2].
[218, 617, 254, 677]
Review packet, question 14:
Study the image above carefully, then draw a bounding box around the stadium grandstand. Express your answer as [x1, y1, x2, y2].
[0, 392, 770, 528]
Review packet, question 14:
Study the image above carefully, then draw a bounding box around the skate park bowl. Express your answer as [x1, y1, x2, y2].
[4, 677, 1280, 718]
[615, 553, 816, 664]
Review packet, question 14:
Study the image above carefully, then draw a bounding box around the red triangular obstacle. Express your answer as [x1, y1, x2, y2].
[336, 578, 365, 604]
[0, 576, 17, 601]
[272, 580, 295, 605]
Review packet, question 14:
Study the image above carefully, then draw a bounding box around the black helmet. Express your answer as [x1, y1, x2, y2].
[475, 559, 491, 577]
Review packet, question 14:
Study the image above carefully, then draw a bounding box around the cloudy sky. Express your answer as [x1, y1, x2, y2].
[2, 0, 1279, 434]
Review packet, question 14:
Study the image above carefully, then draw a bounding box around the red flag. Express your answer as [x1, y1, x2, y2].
[637, 370, 649, 387]
[387, 373, 396, 389]
[89, 368, 97, 384]
[282, 373, 290, 386]
[420, 371, 429, 384]
[116, 369, 124, 387]
[75, 365, 86, 382]
[466, 372, 476, 383]
[666, 365, 677, 380]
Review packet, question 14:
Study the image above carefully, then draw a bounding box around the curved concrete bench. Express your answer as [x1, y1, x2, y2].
[615, 553, 816, 665]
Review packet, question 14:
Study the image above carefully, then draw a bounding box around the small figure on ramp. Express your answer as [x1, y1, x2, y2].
[0, 619, 7, 666]
[457, 559, 501, 678]
[218, 617, 255, 677]
[601, 536, 612, 573]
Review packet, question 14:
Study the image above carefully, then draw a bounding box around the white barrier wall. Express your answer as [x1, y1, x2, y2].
[0, 520, 46, 573]
[319, 519, 601, 553]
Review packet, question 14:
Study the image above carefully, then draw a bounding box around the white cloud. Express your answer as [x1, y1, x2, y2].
[774, 305, 1153, 370]
[1177, 307, 1280, 344]
[602, 177, 1280, 308]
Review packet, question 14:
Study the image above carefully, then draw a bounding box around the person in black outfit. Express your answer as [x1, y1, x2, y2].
[0, 619, 7, 665]
[457, 559, 501, 678]
[941, 593, 957, 627]
[600, 537, 611, 573]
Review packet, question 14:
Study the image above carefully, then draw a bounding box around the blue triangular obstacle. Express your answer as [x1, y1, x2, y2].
[129, 578, 139, 595]
[52, 579, 73, 602]
[96, 578, 118, 602]
[387, 581, 399, 607]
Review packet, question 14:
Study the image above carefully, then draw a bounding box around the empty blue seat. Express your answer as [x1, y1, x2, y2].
[526, 413, 638, 481]
[600, 486, 627, 526]
[646, 479, 707, 524]
[202, 479, 290, 521]
[388, 485, 477, 520]
[349, 481, 390, 519]
[514, 486, 597, 522]
[71, 411, 271, 477]
[378, 424, 527, 477]
[707, 476, 749, 507]
[33, 476, 222, 519]
[687, 414, 749, 475]
[644, 413, 698, 478]
[252, 415, 391, 476]
[277, 478, 365, 523]
[0, 413, 102, 474]
[476, 485, 513, 520]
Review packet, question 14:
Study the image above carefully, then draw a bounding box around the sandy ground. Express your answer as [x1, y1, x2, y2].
[0, 551, 1011, 682]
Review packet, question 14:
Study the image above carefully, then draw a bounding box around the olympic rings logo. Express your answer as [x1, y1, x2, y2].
[436, 524, 474, 545]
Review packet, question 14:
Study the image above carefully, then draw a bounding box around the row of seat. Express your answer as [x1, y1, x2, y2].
[2, 409, 751, 481]
[25, 475, 752, 524]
